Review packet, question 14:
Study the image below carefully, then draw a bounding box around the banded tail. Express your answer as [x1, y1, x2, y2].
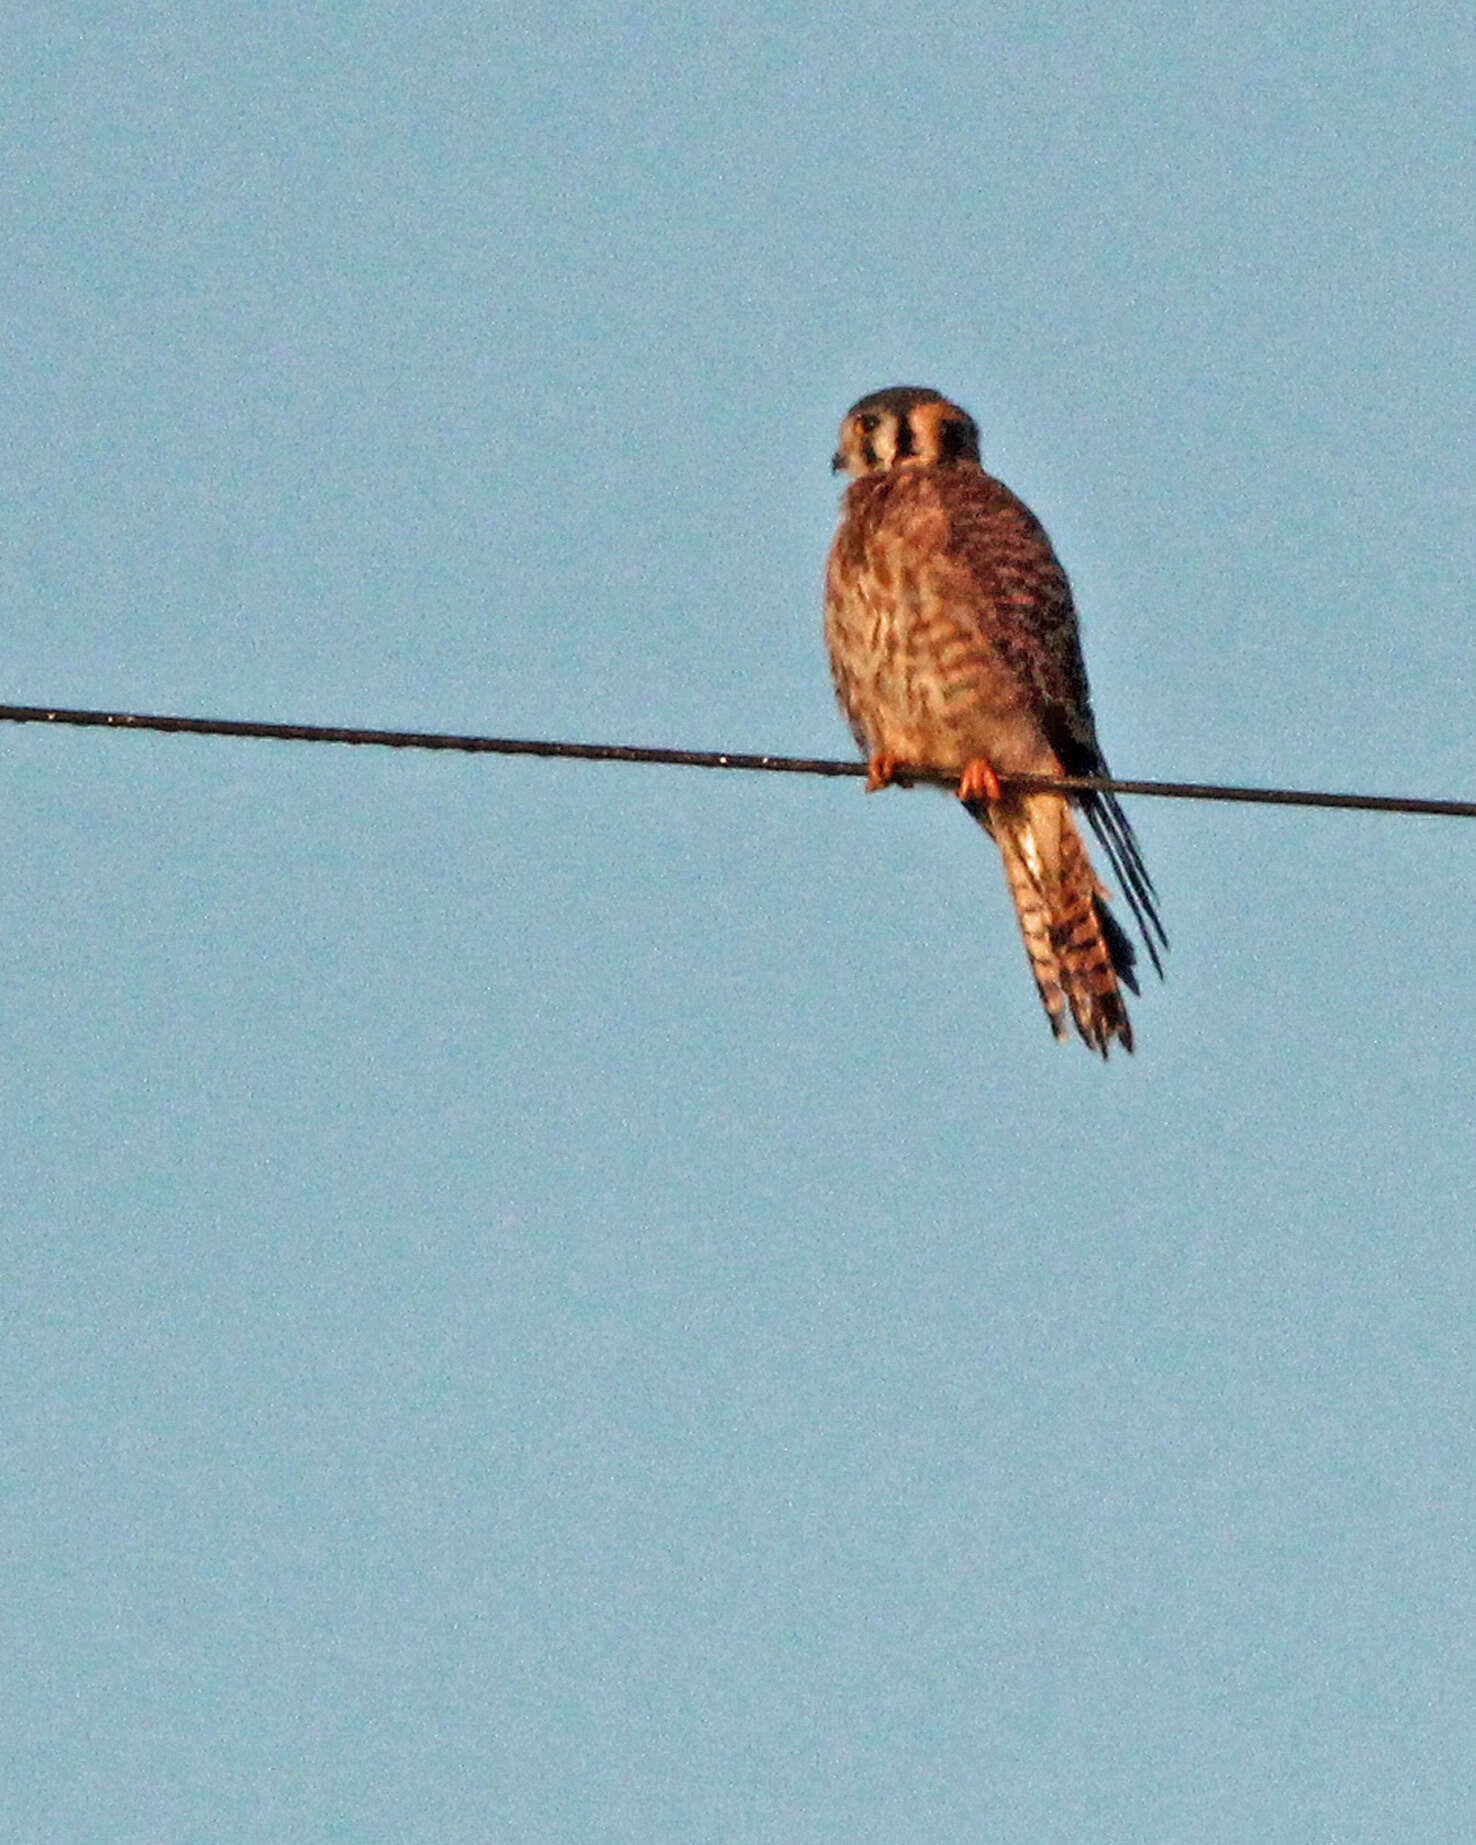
[984, 793, 1144, 1057]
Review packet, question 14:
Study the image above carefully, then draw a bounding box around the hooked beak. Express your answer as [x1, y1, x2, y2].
[830, 449, 845, 473]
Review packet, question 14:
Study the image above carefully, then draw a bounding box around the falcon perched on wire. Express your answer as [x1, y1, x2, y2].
[824, 385, 1166, 1055]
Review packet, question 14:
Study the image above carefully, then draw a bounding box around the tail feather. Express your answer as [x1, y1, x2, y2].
[988, 795, 1135, 1057]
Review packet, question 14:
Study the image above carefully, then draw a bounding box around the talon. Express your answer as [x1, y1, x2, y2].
[957, 756, 1002, 804]
[865, 752, 897, 793]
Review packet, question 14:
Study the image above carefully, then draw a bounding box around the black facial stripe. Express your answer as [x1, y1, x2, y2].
[893, 416, 916, 460]
[861, 436, 878, 470]
[939, 416, 978, 461]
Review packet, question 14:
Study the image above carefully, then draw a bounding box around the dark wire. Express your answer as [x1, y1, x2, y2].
[2, 702, 1473, 819]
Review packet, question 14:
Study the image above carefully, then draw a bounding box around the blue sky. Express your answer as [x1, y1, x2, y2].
[4, 5, 1475, 1840]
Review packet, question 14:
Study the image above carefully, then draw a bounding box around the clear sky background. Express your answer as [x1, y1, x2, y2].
[4, 5, 1475, 1841]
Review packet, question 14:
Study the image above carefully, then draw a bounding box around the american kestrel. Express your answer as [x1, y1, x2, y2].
[825, 385, 1165, 1055]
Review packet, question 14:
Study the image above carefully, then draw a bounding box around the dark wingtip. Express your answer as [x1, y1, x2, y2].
[1096, 896, 1141, 996]
[1080, 792, 1168, 980]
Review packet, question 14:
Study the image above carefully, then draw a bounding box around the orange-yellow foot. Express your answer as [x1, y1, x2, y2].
[957, 756, 1002, 804]
[865, 752, 898, 793]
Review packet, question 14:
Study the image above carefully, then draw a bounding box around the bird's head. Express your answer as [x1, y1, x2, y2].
[831, 386, 981, 477]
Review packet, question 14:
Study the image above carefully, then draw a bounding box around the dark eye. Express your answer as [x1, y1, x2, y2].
[857, 413, 881, 434]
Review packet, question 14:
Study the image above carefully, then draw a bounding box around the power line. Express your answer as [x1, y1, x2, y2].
[2, 700, 1472, 820]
